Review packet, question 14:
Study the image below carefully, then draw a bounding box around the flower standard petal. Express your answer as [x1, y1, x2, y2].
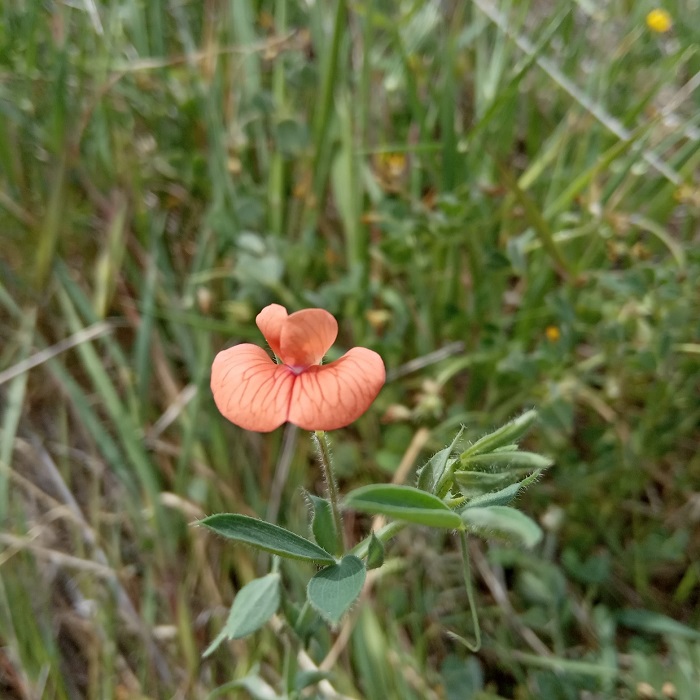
[288, 347, 385, 431]
[256, 304, 288, 358]
[279, 308, 338, 368]
[211, 344, 294, 432]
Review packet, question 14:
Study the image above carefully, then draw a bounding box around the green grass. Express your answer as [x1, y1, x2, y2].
[1, 0, 699, 698]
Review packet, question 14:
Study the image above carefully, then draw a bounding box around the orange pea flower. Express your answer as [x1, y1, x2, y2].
[211, 304, 386, 432]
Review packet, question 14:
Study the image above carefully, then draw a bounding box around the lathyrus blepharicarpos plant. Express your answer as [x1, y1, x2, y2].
[202, 304, 552, 688]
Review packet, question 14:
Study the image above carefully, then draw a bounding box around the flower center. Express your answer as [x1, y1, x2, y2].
[287, 365, 306, 375]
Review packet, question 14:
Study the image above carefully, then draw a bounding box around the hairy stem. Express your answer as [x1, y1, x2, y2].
[313, 430, 346, 552]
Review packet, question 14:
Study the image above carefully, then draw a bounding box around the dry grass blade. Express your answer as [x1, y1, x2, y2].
[0, 321, 114, 387]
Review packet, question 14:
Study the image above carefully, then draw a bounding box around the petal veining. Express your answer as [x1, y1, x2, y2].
[256, 304, 288, 358]
[288, 347, 385, 430]
[279, 308, 338, 367]
[211, 343, 294, 432]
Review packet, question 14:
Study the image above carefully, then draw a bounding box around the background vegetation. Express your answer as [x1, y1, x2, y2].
[1, 0, 699, 698]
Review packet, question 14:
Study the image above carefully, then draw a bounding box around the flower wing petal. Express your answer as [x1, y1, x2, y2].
[288, 347, 385, 430]
[279, 308, 338, 367]
[211, 344, 293, 432]
[256, 304, 288, 358]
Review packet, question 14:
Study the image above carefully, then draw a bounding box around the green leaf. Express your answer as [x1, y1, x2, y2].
[454, 470, 521, 496]
[344, 484, 463, 529]
[491, 444, 519, 453]
[280, 595, 322, 643]
[441, 655, 484, 700]
[307, 555, 366, 625]
[203, 573, 281, 656]
[207, 674, 282, 700]
[562, 549, 611, 585]
[416, 427, 464, 497]
[274, 118, 309, 157]
[200, 514, 335, 564]
[459, 481, 522, 509]
[309, 495, 342, 557]
[461, 451, 553, 472]
[460, 470, 543, 509]
[617, 609, 700, 641]
[461, 410, 538, 458]
[366, 532, 385, 570]
[295, 670, 330, 693]
[460, 506, 543, 548]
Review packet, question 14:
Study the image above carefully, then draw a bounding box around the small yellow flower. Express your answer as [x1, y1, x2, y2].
[646, 8, 672, 33]
[675, 183, 700, 207]
[545, 325, 561, 342]
[373, 152, 408, 192]
[383, 153, 408, 179]
[365, 308, 391, 332]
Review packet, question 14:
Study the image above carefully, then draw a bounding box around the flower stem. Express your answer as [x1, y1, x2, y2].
[458, 530, 482, 652]
[313, 430, 346, 553]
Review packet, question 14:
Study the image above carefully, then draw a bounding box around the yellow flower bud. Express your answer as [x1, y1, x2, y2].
[646, 9, 672, 33]
[545, 325, 561, 342]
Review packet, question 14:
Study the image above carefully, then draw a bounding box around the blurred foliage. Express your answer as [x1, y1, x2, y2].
[1, 0, 699, 698]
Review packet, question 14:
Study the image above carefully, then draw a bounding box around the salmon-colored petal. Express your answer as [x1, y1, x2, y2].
[256, 304, 288, 358]
[288, 347, 385, 430]
[279, 308, 338, 368]
[211, 343, 294, 432]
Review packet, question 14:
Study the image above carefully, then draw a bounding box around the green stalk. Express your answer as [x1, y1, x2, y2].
[313, 431, 346, 552]
[0, 308, 36, 519]
[456, 531, 482, 652]
[268, 0, 287, 236]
